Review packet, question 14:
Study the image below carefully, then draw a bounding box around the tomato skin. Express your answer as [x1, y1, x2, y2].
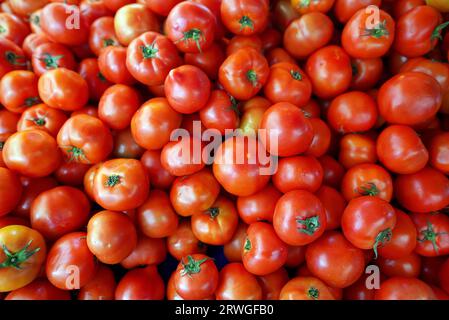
[273, 156, 323, 194]
[87, 210, 137, 265]
[274, 190, 327, 246]
[291, 0, 335, 14]
[343, 273, 376, 300]
[411, 212, 449, 257]
[173, 254, 218, 300]
[121, 235, 166, 269]
[17, 104, 67, 138]
[127, 31, 182, 86]
[215, 263, 263, 300]
[318, 155, 345, 188]
[334, 0, 382, 23]
[395, 167, 449, 213]
[0, 225, 47, 292]
[32, 42, 77, 77]
[30, 186, 90, 240]
[0, 70, 40, 114]
[98, 46, 135, 85]
[219, 48, 270, 101]
[161, 137, 206, 177]
[237, 184, 281, 224]
[140, 150, 175, 189]
[46, 232, 97, 290]
[429, 132, 449, 174]
[224, 222, 248, 263]
[9, 0, 49, 17]
[350, 58, 384, 91]
[0, 167, 22, 217]
[143, 0, 183, 16]
[78, 265, 116, 300]
[167, 220, 207, 261]
[377, 252, 422, 278]
[93, 159, 150, 211]
[199, 90, 239, 135]
[13, 177, 57, 219]
[115, 265, 164, 300]
[54, 159, 91, 187]
[164, 65, 211, 114]
[88, 16, 118, 57]
[3, 130, 62, 178]
[394, 5, 443, 58]
[260, 102, 314, 157]
[280, 276, 335, 300]
[306, 46, 352, 99]
[5, 279, 71, 300]
[306, 231, 365, 288]
[316, 186, 346, 231]
[78, 58, 112, 102]
[257, 267, 289, 300]
[185, 43, 225, 80]
[375, 277, 436, 300]
[243, 222, 288, 276]
[226, 35, 263, 56]
[238, 97, 271, 137]
[304, 118, 331, 157]
[338, 133, 377, 169]
[220, 0, 269, 36]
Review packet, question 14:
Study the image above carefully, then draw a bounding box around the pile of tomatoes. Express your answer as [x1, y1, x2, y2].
[1, 0, 449, 301]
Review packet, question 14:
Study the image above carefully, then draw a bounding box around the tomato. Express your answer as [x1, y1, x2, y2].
[140, 150, 175, 189]
[226, 35, 263, 56]
[291, 0, 335, 14]
[258, 267, 289, 300]
[219, 48, 269, 101]
[375, 277, 436, 300]
[305, 46, 352, 99]
[316, 186, 346, 231]
[98, 85, 139, 130]
[306, 231, 365, 288]
[304, 118, 332, 157]
[17, 104, 66, 138]
[143, 0, 183, 16]
[112, 128, 145, 160]
[185, 42, 225, 80]
[121, 235, 166, 269]
[280, 276, 335, 300]
[78, 58, 112, 102]
[165, 2, 215, 53]
[0, 216, 29, 228]
[88, 16, 119, 57]
[220, 0, 269, 36]
[224, 222, 247, 262]
[0, 12, 30, 46]
[0, 109, 20, 167]
[350, 58, 384, 90]
[411, 212, 449, 257]
[266, 48, 296, 66]
[87, 210, 137, 264]
[57, 114, 113, 164]
[3, 130, 61, 178]
[273, 156, 323, 193]
[319, 155, 345, 188]
[114, 3, 159, 46]
[103, 0, 134, 12]
[9, 0, 49, 17]
[394, 5, 445, 58]
[54, 159, 91, 186]
[377, 252, 421, 278]
[213, 136, 271, 196]
[93, 159, 149, 211]
[5, 278, 70, 300]
[242, 222, 288, 276]
[173, 254, 218, 300]
[98, 46, 135, 85]
[40, 2, 88, 46]
[199, 90, 239, 135]
[13, 177, 57, 219]
[0, 38, 27, 79]
[0, 70, 40, 114]
[260, 102, 314, 157]
[30, 186, 90, 240]
[22, 33, 50, 59]
[215, 263, 262, 300]
[78, 265, 116, 300]
[283, 12, 334, 60]
[46, 231, 97, 290]
[115, 265, 164, 300]
[0, 168, 22, 217]
[161, 137, 205, 177]
[395, 167, 449, 213]
[239, 97, 271, 137]
[237, 184, 281, 224]
[79, 0, 112, 26]
[429, 132, 449, 174]
[167, 219, 207, 260]
[334, 0, 382, 23]
[341, 163, 393, 202]
[31, 42, 76, 77]
[343, 273, 377, 300]
[0, 225, 46, 292]
[339, 133, 378, 169]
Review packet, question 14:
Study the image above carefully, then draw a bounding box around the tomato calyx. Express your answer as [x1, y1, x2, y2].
[29, 116, 46, 126]
[141, 44, 159, 59]
[301, 109, 312, 118]
[180, 255, 210, 277]
[0, 240, 40, 270]
[40, 53, 63, 69]
[351, 64, 358, 76]
[98, 72, 107, 82]
[418, 221, 448, 254]
[290, 70, 303, 81]
[228, 96, 241, 116]
[298, 0, 311, 8]
[207, 207, 220, 219]
[431, 22, 449, 41]
[0, 141, 4, 151]
[0, 25, 6, 34]
[239, 16, 254, 31]
[246, 70, 258, 86]
[30, 14, 40, 27]
[105, 174, 122, 187]
[362, 20, 389, 39]
[102, 38, 116, 48]
[373, 228, 392, 259]
[24, 97, 41, 107]
[297, 216, 320, 236]
[308, 287, 319, 300]
[5, 51, 27, 66]
[244, 238, 251, 251]
[180, 28, 204, 53]
[63, 145, 88, 163]
[357, 182, 379, 197]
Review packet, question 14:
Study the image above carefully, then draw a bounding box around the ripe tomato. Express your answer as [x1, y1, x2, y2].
[93, 159, 149, 211]
[57, 114, 113, 164]
[319, 155, 345, 188]
[46, 232, 97, 289]
[377, 252, 422, 278]
[260, 102, 314, 157]
[5, 279, 70, 300]
[213, 136, 271, 196]
[239, 96, 271, 137]
[351, 57, 384, 90]
[219, 48, 269, 101]
[341, 163, 393, 202]
[87, 210, 137, 264]
[8, 0, 49, 17]
[30, 186, 90, 240]
[305, 46, 352, 99]
[395, 167, 449, 213]
[121, 235, 166, 269]
[98, 46, 135, 85]
[31, 42, 77, 77]
[242, 222, 288, 276]
[428, 132, 449, 174]
[165, 2, 215, 53]
[140, 150, 175, 189]
[0, 38, 27, 79]
[280, 276, 335, 300]
[342, 273, 376, 300]
[78, 265, 116, 300]
[88, 16, 119, 57]
[0, 225, 46, 292]
[173, 254, 218, 300]
[304, 118, 332, 157]
[224, 222, 247, 262]
[54, 159, 91, 186]
[115, 265, 164, 300]
[258, 267, 289, 300]
[103, 0, 134, 12]
[220, 0, 269, 36]
[199, 90, 239, 135]
[237, 184, 281, 224]
[0, 167, 22, 216]
[215, 263, 262, 300]
[13, 177, 57, 219]
[0, 70, 40, 114]
[273, 156, 323, 193]
[78, 58, 112, 102]
[375, 277, 436, 300]
[17, 104, 67, 137]
[3, 130, 61, 178]
[306, 231, 365, 288]
[338, 133, 378, 169]
[226, 35, 263, 56]
[334, 0, 382, 23]
[143, 0, 183, 16]
[291, 0, 335, 14]
[411, 212, 449, 257]
[184, 42, 225, 80]
[316, 185, 346, 231]
[161, 137, 205, 177]
[167, 219, 207, 261]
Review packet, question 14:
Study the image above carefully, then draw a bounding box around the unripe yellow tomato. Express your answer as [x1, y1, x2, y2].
[426, 0, 449, 12]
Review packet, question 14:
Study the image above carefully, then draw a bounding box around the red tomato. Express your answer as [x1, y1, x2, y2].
[224, 222, 248, 262]
[199, 90, 239, 135]
[375, 277, 436, 300]
[334, 0, 382, 23]
[0, 70, 40, 114]
[237, 184, 281, 224]
[98, 46, 135, 85]
[140, 150, 175, 189]
[115, 266, 164, 300]
[0, 167, 22, 216]
[121, 235, 167, 269]
[377, 252, 422, 278]
[429, 132, 449, 174]
[339, 133, 378, 169]
[160, 137, 206, 177]
[220, 0, 269, 36]
[291, 0, 335, 14]
[258, 268, 289, 300]
[31, 42, 77, 77]
[185, 42, 225, 80]
[215, 263, 263, 300]
[167, 219, 207, 261]
[88, 16, 119, 56]
[316, 185, 346, 231]
[5, 279, 70, 300]
[78, 265, 116, 300]
[280, 276, 335, 300]
[411, 212, 449, 257]
[0, 13, 29, 46]
[17, 104, 67, 137]
[0, 38, 27, 79]
[318, 155, 345, 188]
[143, 0, 183, 16]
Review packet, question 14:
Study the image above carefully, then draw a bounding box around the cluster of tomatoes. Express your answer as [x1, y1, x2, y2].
[1, 0, 449, 301]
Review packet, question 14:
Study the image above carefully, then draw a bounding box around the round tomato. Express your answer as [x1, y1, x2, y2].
[31, 42, 77, 76]
[78, 265, 116, 300]
[215, 263, 262, 300]
[167, 219, 207, 261]
[375, 277, 436, 300]
[220, 0, 269, 36]
[237, 184, 281, 224]
[161, 137, 205, 177]
[17, 103, 67, 137]
[411, 212, 449, 257]
[0, 167, 22, 217]
[140, 150, 175, 189]
[280, 276, 335, 300]
[115, 265, 164, 300]
[316, 185, 346, 231]
[199, 90, 239, 135]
